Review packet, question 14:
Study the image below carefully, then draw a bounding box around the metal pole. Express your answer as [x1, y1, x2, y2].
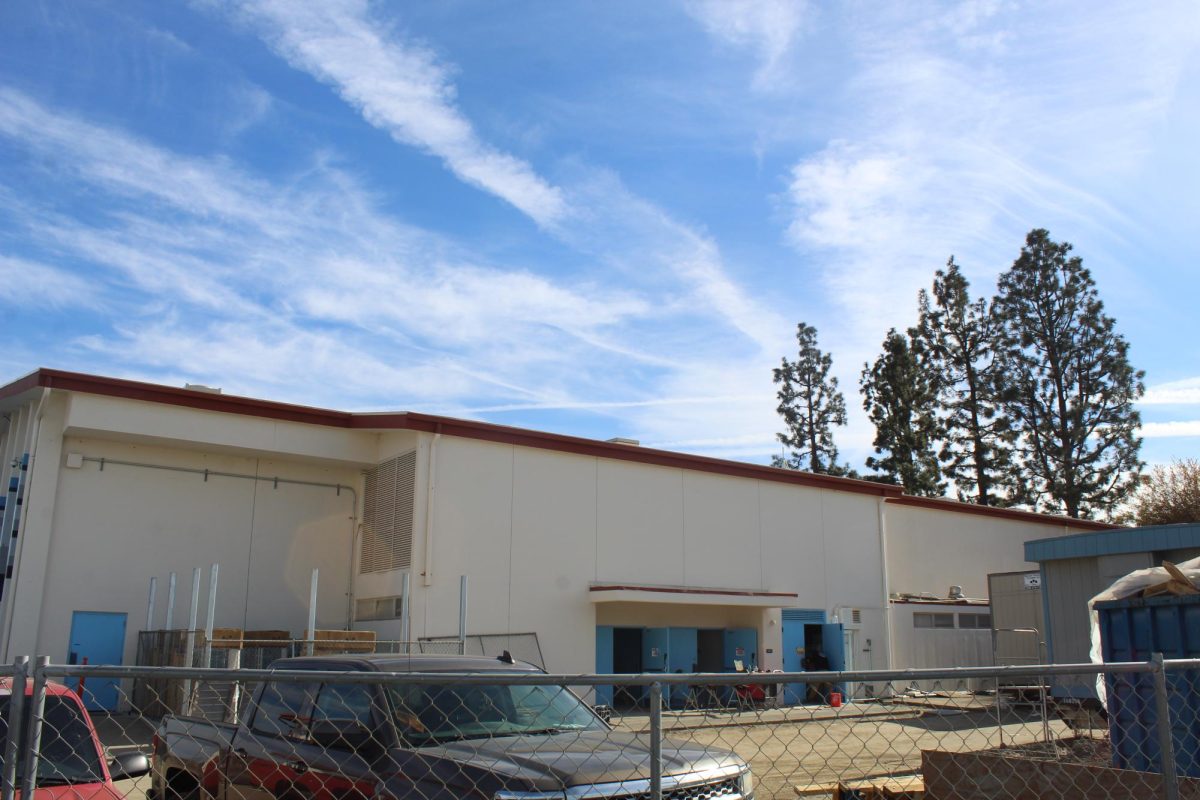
[458, 574, 468, 654]
[225, 649, 242, 725]
[1152, 653, 1180, 800]
[307, 568, 319, 656]
[649, 681, 663, 800]
[146, 577, 158, 632]
[19, 656, 49, 799]
[1039, 675, 1051, 744]
[995, 675, 1005, 749]
[166, 572, 177, 629]
[182, 567, 201, 714]
[399, 572, 411, 651]
[1, 657, 28, 800]
[204, 564, 219, 667]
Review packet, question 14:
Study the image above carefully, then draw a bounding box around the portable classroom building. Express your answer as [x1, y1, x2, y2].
[1024, 523, 1200, 677]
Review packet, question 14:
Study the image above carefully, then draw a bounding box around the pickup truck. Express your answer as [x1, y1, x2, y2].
[152, 653, 753, 800]
[1, 677, 149, 799]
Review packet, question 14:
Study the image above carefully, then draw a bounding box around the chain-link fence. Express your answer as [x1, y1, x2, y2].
[3, 655, 1198, 800]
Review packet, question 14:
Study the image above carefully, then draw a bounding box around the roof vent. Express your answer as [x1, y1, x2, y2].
[948, 585, 964, 600]
[184, 383, 222, 394]
[606, 437, 640, 446]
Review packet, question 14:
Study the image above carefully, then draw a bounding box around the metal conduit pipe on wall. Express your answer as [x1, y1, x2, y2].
[76, 455, 359, 629]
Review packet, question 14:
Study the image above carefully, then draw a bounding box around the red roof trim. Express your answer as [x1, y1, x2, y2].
[372, 411, 904, 497]
[886, 495, 1118, 532]
[9, 369, 354, 428]
[589, 584, 798, 599]
[1, 368, 1126, 531]
[2, 368, 902, 498]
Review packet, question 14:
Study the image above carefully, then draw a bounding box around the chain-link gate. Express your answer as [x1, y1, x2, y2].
[2, 655, 1197, 800]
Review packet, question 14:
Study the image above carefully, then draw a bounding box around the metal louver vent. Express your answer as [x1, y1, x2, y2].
[360, 451, 416, 574]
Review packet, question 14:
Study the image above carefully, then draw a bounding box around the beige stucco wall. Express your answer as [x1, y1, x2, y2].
[3, 397, 364, 666]
[387, 434, 889, 675]
[883, 503, 1071, 599]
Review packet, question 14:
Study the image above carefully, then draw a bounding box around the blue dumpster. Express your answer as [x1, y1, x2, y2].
[1097, 594, 1200, 777]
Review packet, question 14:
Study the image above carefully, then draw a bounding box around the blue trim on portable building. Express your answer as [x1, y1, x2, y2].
[1024, 523, 1200, 564]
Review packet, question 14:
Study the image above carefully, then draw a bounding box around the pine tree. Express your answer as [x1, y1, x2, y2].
[915, 259, 1015, 505]
[773, 323, 848, 474]
[993, 229, 1144, 518]
[860, 329, 944, 495]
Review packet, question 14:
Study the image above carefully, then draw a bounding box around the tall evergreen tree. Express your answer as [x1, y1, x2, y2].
[773, 322, 848, 474]
[915, 259, 1014, 505]
[993, 229, 1144, 518]
[860, 329, 944, 495]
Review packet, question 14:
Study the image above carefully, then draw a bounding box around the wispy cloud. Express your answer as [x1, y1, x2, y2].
[682, 0, 808, 89]
[209, 1, 787, 358]
[1142, 421, 1200, 438]
[0, 89, 644, 406]
[193, 0, 794, 457]
[0, 255, 103, 309]
[1143, 377, 1200, 405]
[218, 0, 568, 227]
[0, 86, 788, 457]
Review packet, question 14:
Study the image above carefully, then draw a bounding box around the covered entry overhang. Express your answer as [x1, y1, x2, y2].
[590, 584, 799, 708]
[588, 583, 797, 607]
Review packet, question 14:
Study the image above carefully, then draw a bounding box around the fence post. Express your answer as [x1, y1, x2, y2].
[1, 657, 28, 800]
[649, 681, 663, 800]
[1152, 653, 1180, 800]
[19, 656, 49, 800]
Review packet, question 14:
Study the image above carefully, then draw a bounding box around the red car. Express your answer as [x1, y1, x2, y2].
[1, 678, 149, 799]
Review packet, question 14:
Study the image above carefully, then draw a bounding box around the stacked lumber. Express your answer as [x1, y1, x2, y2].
[1138, 561, 1200, 598]
[795, 774, 924, 798]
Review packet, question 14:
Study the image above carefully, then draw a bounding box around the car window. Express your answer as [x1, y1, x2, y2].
[386, 682, 603, 744]
[313, 683, 378, 727]
[250, 681, 316, 738]
[0, 696, 105, 783]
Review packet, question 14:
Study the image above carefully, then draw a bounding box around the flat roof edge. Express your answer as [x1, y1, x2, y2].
[1, 368, 903, 499]
[1025, 523, 1200, 562]
[887, 495, 1119, 532]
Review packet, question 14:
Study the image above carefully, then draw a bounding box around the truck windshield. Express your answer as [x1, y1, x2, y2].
[0, 696, 107, 784]
[386, 683, 605, 744]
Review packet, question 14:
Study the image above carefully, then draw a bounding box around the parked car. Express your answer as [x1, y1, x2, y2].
[152, 653, 753, 800]
[0, 678, 150, 799]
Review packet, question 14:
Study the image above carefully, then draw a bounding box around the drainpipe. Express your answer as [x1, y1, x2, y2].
[347, 482, 362, 630]
[877, 497, 893, 670]
[421, 428, 441, 588]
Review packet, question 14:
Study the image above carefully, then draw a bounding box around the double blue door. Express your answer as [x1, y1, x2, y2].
[595, 625, 758, 708]
[67, 611, 127, 711]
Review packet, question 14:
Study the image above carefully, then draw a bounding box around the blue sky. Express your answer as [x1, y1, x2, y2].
[2, 0, 1198, 472]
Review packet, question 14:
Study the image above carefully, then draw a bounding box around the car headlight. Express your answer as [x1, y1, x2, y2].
[739, 769, 754, 797]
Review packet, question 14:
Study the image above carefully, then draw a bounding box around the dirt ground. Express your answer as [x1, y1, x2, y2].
[611, 697, 1085, 800]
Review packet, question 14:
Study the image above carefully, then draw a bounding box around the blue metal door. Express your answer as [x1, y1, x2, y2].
[594, 626, 614, 707]
[68, 611, 126, 711]
[821, 622, 846, 701]
[782, 609, 825, 704]
[667, 628, 698, 707]
[723, 628, 758, 670]
[643, 628, 671, 674]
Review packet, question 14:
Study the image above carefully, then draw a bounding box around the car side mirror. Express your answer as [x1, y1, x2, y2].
[109, 752, 150, 780]
[309, 719, 376, 752]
